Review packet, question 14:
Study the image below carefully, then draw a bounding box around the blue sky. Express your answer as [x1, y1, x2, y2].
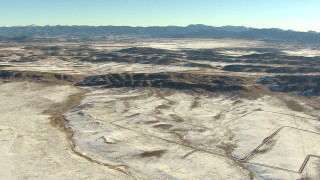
[0, 0, 319, 31]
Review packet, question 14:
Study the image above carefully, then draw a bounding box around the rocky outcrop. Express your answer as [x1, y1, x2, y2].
[257, 75, 320, 96]
[224, 65, 320, 73]
[0, 70, 83, 83]
[77, 73, 246, 92]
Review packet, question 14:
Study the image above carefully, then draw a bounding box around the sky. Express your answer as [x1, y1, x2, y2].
[0, 0, 319, 32]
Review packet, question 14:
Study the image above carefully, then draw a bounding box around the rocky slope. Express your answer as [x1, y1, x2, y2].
[77, 72, 247, 92]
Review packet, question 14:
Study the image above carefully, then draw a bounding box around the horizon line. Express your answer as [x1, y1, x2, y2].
[0, 24, 318, 33]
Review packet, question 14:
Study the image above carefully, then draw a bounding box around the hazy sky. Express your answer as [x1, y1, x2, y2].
[1, 0, 319, 31]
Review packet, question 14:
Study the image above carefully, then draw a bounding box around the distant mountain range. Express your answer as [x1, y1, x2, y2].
[0, 24, 320, 44]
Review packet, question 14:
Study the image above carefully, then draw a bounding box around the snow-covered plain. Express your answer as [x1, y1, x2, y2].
[65, 88, 253, 179]
[283, 49, 320, 57]
[0, 81, 133, 179]
[65, 87, 320, 179]
[92, 38, 265, 51]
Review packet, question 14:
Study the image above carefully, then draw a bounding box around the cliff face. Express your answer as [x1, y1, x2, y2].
[77, 73, 247, 92]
